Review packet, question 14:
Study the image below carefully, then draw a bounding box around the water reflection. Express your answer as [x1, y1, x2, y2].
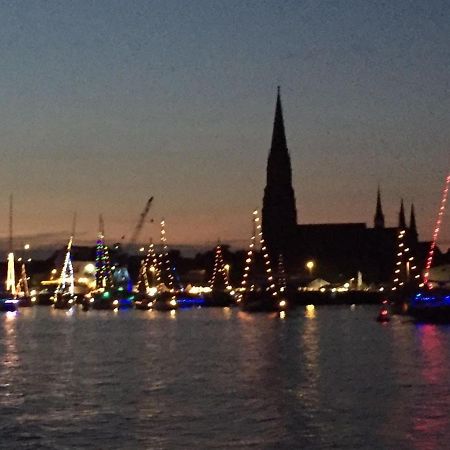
[299, 305, 320, 412]
[411, 325, 450, 450]
[0, 311, 22, 407]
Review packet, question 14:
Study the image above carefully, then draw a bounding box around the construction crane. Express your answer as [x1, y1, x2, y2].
[128, 196, 154, 248]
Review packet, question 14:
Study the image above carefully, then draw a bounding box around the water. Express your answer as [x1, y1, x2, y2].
[0, 305, 449, 449]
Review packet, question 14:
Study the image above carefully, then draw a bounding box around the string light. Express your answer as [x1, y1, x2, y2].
[391, 225, 419, 292]
[209, 244, 231, 291]
[159, 219, 175, 292]
[137, 240, 160, 293]
[238, 209, 280, 303]
[277, 254, 287, 292]
[95, 229, 113, 289]
[423, 173, 450, 287]
[6, 252, 16, 295]
[16, 263, 30, 297]
[55, 236, 75, 297]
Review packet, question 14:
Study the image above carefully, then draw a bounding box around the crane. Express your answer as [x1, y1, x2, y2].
[128, 196, 154, 248]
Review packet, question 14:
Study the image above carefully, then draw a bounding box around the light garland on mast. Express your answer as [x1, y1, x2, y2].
[56, 236, 75, 297]
[6, 252, 16, 295]
[138, 240, 161, 293]
[159, 219, 175, 292]
[277, 254, 287, 292]
[423, 173, 450, 288]
[95, 230, 113, 289]
[209, 244, 231, 291]
[238, 209, 278, 302]
[391, 228, 419, 291]
[16, 263, 30, 297]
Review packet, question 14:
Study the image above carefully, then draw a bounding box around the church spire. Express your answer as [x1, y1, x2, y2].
[398, 199, 406, 229]
[374, 186, 385, 229]
[271, 86, 287, 151]
[410, 203, 417, 237]
[262, 87, 297, 259]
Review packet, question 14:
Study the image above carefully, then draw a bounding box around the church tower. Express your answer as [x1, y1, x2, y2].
[262, 87, 298, 259]
[374, 187, 385, 229]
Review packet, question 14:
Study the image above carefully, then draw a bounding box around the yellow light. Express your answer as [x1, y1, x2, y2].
[279, 300, 286, 308]
[84, 263, 96, 274]
[306, 304, 315, 311]
[306, 261, 314, 270]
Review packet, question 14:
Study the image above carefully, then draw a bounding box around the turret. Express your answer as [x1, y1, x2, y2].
[374, 186, 385, 229]
[398, 199, 406, 229]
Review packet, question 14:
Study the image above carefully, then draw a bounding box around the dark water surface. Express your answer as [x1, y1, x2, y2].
[0, 305, 449, 449]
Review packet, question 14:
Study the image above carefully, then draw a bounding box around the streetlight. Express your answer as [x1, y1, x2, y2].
[306, 260, 315, 278]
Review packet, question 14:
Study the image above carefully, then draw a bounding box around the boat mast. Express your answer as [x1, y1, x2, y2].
[6, 194, 16, 295]
[55, 236, 75, 297]
[423, 173, 450, 288]
[209, 243, 231, 292]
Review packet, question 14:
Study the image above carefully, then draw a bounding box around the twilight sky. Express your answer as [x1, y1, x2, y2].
[0, 0, 449, 253]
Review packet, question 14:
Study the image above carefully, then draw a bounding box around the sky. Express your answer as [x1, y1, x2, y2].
[0, 0, 449, 254]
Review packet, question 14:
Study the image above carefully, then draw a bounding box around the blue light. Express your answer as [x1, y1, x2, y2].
[176, 297, 205, 307]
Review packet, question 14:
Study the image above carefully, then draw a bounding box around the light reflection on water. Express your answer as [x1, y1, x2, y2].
[1, 306, 450, 448]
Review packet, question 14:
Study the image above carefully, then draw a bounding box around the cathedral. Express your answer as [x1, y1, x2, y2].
[262, 88, 422, 284]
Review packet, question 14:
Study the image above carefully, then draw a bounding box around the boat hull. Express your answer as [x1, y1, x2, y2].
[409, 290, 450, 323]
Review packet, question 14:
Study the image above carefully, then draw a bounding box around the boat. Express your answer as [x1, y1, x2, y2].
[52, 236, 76, 310]
[53, 291, 76, 309]
[16, 263, 35, 307]
[89, 217, 135, 310]
[203, 290, 233, 307]
[376, 300, 390, 322]
[408, 289, 450, 323]
[90, 288, 135, 310]
[238, 210, 289, 313]
[407, 173, 450, 323]
[133, 242, 158, 310]
[0, 293, 18, 312]
[203, 244, 234, 307]
[152, 291, 178, 311]
[239, 290, 282, 312]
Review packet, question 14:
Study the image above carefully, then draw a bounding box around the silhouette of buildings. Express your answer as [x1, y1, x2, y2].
[262, 88, 423, 284]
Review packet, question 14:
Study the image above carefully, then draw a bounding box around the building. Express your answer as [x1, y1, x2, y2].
[262, 88, 422, 284]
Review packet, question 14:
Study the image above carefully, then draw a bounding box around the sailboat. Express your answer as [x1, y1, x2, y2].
[0, 195, 19, 312]
[90, 216, 135, 310]
[238, 210, 287, 313]
[16, 263, 34, 307]
[203, 244, 234, 307]
[149, 220, 178, 311]
[53, 236, 76, 309]
[408, 173, 450, 322]
[134, 241, 159, 310]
